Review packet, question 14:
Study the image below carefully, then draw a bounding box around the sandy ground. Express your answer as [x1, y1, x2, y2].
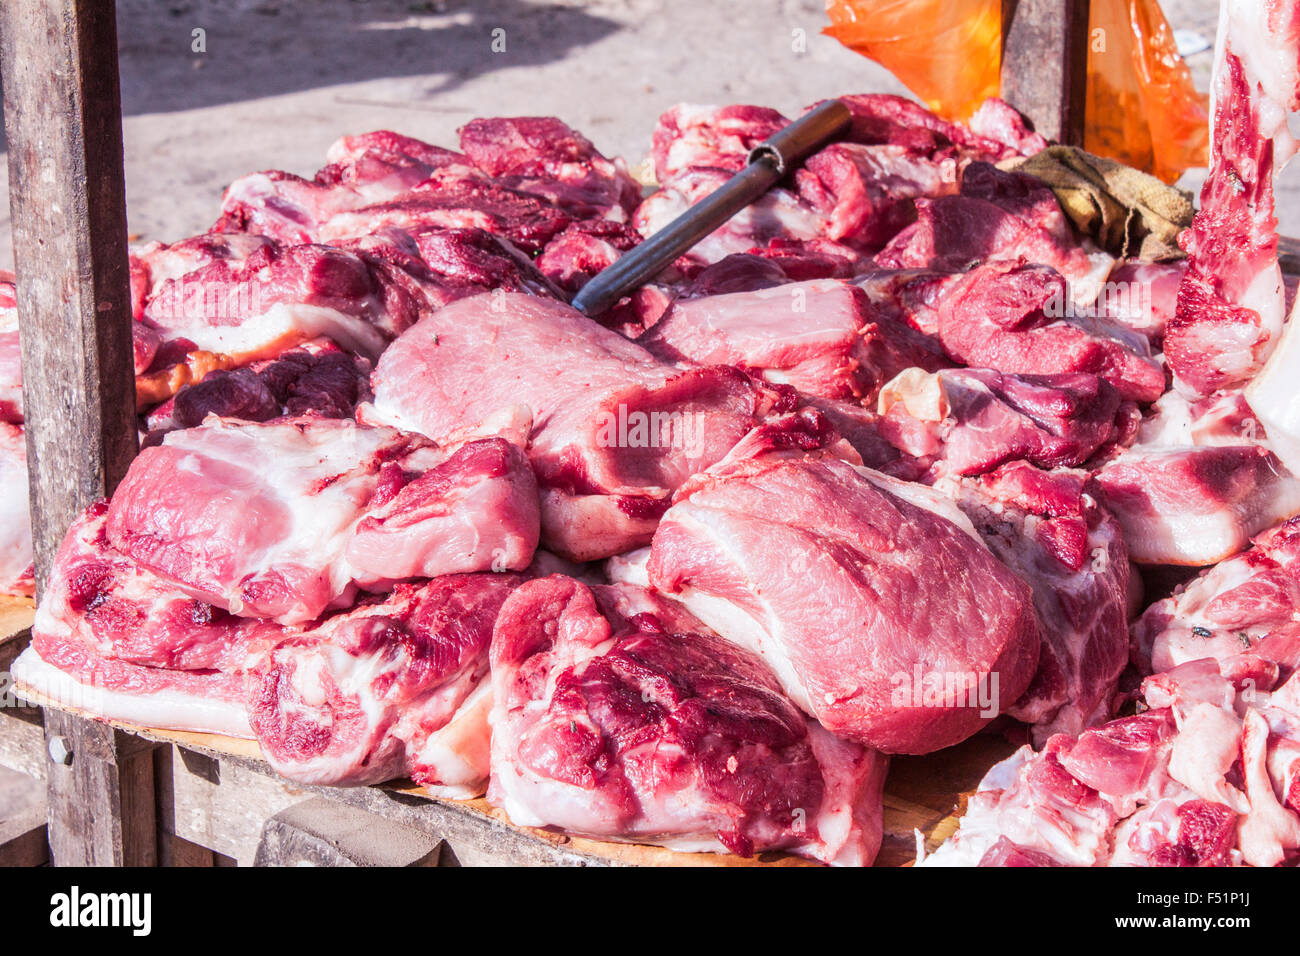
[0, 0, 1293, 267]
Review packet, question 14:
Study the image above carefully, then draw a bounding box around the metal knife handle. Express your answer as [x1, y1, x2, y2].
[571, 99, 852, 317]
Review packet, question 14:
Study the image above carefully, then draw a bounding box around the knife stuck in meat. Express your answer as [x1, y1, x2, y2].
[570, 98, 852, 316]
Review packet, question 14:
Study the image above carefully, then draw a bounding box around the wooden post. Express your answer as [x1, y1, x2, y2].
[1000, 0, 1092, 146]
[44, 710, 158, 866]
[0, 0, 151, 866]
[0, 0, 138, 586]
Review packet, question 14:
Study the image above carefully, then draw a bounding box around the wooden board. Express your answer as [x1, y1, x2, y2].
[0, 595, 34, 644]
[14, 680, 1016, 867]
[1, 0, 138, 583]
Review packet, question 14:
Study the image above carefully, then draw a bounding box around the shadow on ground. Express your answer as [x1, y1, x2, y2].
[0, 0, 622, 150]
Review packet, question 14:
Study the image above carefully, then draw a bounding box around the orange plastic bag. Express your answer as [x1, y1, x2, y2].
[823, 0, 1004, 121]
[824, 0, 1209, 181]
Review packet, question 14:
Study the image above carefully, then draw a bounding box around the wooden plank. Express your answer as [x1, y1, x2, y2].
[0, 595, 35, 645]
[0, 0, 138, 584]
[154, 742, 306, 867]
[0, 0, 147, 868]
[1000, 0, 1092, 145]
[0, 818, 48, 866]
[0, 712, 45, 780]
[158, 833, 216, 868]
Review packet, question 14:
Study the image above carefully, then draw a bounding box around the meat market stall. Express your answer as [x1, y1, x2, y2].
[1, 0, 1299, 869]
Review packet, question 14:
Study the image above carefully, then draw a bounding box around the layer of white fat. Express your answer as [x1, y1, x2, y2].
[1136, 390, 1233, 447]
[669, 589, 802, 707]
[354, 399, 424, 434]
[804, 719, 875, 867]
[1112, 459, 1300, 565]
[10, 645, 253, 739]
[165, 418, 402, 619]
[410, 680, 493, 799]
[1070, 243, 1118, 311]
[1241, 260, 1287, 348]
[604, 547, 652, 587]
[917, 745, 1033, 867]
[876, 366, 949, 421]
[1248, 296, 1300, 475]
[165, 302, 389, 362]
[852, 464, 989, 548]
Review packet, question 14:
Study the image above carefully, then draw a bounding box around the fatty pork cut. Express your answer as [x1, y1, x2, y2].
[101, 416, 538, 624]
[925, 617, 1300, 867]
[488, 574, 888, 865]
[250, 573, 523, 790]
[14, 504, 266, 737]
[1168, 0, 1299, 400]
[1094, 390, 1300, 565]
[934, 463, 1131, 743]
[367, 291, 791, 561]
[17, 15, 1300, 867]
[619, 412, 1041, 753]
[875, 367, 1128, 474]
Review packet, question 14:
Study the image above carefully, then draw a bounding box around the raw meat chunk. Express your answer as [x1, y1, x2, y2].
[488, 574, 888, 864]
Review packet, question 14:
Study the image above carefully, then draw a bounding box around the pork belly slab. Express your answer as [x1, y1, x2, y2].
[621, 415, 1041, 754]
[16, 491, 526, 792]
[488, 574, 888, 865]
[103, 416, 538, 625]
[368, 292, 789, 561]
[30, 504, 282, 674]
[13, 635, 254, 739]
[14, 503, 262, 736]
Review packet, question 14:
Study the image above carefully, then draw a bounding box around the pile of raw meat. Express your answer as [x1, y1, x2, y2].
[8, 2, 1300, 866]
